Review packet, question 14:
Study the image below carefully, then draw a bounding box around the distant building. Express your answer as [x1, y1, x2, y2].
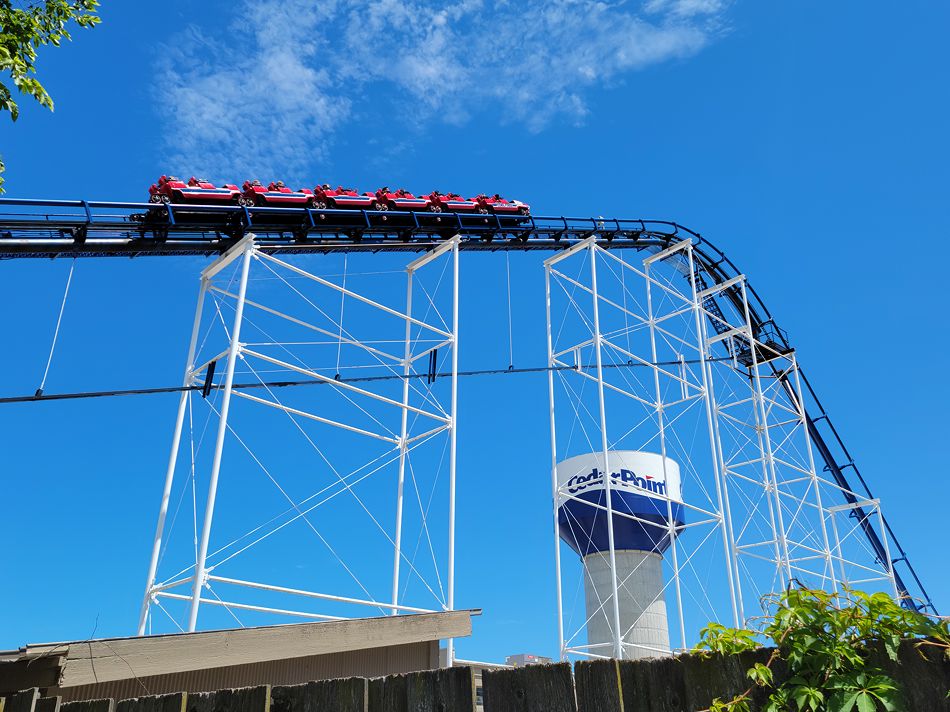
[505, 653, 553, 667]
[441, 650, 553, 711]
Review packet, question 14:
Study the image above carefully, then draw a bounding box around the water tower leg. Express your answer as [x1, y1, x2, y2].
[584, 550, 670, 658]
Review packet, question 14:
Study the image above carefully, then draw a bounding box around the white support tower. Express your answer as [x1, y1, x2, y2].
[545, 238, 896, 660]
[137, 236, 461, 662]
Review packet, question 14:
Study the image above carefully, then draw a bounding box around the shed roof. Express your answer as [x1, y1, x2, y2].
[0, 610, 476, 693]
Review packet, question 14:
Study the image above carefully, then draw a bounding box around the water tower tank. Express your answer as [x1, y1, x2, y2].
[556, 450, 685, 659]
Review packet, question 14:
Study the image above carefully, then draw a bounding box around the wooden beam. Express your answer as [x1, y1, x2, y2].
[0, 658, 65, 696]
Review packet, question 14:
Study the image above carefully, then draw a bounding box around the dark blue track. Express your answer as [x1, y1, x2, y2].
[0, 197, 937, 615]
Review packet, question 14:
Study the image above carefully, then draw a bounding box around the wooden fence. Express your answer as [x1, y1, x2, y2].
[3, 642, 947, 712]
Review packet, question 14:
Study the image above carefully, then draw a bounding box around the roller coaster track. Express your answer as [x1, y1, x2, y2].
[0, 197, 937, 615]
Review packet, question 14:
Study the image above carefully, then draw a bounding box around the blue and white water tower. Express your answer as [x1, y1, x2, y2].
[556, 450, 685, 659]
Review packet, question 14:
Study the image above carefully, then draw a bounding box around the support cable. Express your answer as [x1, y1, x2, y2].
[0, 357, 738, 406]
[35, 260, 75, 397]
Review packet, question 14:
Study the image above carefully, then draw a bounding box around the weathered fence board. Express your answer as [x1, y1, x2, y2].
[116, 693, 186, 712]
[4, 689, 39, 712]
[2, 643, 946, 712]
[482, 663, 575, 712]
[574, 660, 621, 712]
[187, 686, 269, 712]
[61, 699, 115, 712]
[875, 639, 950, 712]
[406, 667, 475, 712]
[367, 676, 404, 712]
[368, 667, 474, 712]
[614, 649, 778, 712]
[271, 678, 366, 712]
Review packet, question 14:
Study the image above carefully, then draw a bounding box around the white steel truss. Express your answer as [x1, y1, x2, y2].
[137, 235, 461, 661]
[545, 239, 897, 660]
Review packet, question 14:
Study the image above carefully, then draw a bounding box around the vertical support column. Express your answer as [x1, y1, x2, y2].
[875, 506, 900, 599]
[828, 509, 849, 588]
[588, 242, 624, 660]
[737, 281, 793, 587]
[445, 238, 460, 666]
[187, 240, 256, 632]
[686, 255, 741, 628]
[787, 357, 838, 591]
[391, 267, 414, 613]
[137, 277, 208, 635]
[643, 251, 686, 653]
[545, 264, 566, 660]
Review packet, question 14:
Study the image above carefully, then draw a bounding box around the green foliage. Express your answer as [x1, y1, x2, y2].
[748, 662, 774, 687]
[695, 622, 762, 657]
[0, 0, 100, 191]
[694, 587, 950, 712]
[709, 696, 750, 712]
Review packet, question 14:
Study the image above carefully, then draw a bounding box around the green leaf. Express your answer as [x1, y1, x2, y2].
[854, 691, 877, 712]
[829, 689, 861, 712]
[747, 662, 774, 687]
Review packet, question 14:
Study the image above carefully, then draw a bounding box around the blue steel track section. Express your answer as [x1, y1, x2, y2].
[0, 197, 937, 615]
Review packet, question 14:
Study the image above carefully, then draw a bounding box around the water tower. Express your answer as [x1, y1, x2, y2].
[556, 450, 684, 659]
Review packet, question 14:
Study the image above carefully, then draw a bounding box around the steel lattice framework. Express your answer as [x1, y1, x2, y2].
[130, 235, 461, 659]
[0, 198, 936, 656]
[544, 239, 902, 660]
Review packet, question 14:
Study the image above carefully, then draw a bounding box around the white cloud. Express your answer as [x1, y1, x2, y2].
[644, 0, 725, 18]
[157, 0, 726, 179]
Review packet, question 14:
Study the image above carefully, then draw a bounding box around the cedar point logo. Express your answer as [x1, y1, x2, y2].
[566, 467, 667, 496]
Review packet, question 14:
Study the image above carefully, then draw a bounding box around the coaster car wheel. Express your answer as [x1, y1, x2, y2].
[519, 207, 530, 216]
[429, 204, 443, 213]
[313, 199, 327, 210]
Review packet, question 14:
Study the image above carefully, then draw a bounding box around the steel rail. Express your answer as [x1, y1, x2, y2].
[0, 196, 935, 614]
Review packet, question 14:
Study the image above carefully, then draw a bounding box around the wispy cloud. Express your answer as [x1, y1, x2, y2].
[157, 0, 727, 179]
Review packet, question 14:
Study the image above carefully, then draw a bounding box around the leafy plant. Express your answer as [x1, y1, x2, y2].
[0, 0, 100, 191]
[694, 586, 950, 712]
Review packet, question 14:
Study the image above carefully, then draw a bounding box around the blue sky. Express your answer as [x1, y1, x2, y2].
[1, 0, 948, 659]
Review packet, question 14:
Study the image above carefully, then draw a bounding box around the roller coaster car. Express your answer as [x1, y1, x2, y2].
[425, 192, 479, 213]
[474, 194, 531, 216]
[149, 176, 242, 204]
[240, 180, 314, 207]
[375, 187, 432, 212]
[312, 185, 377, 210]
